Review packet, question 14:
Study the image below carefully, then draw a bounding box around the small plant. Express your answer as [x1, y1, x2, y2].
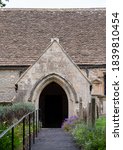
[12, 102, 35, 120]
[0, 123, 8, 134]
[96, 116, 106, 129]
[0, 102, 35, 125]
[72, 117, 106, 150]
[61, 116, 79, 132]
[0, 123, 36, 150]
[0, 102, 36, 150]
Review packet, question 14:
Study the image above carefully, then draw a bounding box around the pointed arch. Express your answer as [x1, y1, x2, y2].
[29, 73, 78, 117]
[39, 81, 68, 127]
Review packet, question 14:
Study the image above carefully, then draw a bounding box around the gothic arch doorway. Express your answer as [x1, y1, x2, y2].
[39, 82, 68, 128]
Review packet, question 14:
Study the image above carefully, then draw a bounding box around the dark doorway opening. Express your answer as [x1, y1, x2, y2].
[39, 82, 68, 128]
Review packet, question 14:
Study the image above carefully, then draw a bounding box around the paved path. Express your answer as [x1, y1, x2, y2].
[31, 128, 80, 150]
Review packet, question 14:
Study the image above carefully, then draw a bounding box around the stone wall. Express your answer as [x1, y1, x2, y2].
[0, 68, 106, 117]
[81, 67, 106, 116]
[15, 40, 91, 117]
[0, 70, 19, 102]
[0, 67, 27, 102]
[0, 65, 106, 118]
[81, 67, 106, 96]
[0, 67, 106, 103]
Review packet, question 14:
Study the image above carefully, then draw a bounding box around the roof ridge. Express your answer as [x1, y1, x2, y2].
[0, 8, 106, 11]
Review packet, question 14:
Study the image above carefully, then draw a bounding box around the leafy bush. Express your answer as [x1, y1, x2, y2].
[72, 124, 106, 150]
[0, 123, 8, 134]
[96, 116, 106, 129]
[0, 105, 13, 125]
[61, 116, 80, 132]
[0, 130, 13, 150]
[71, 117, 106, 150]
[62, 116, 106, 150]
[0, 102, 35, 125]
[0, 102, 36, 150]
[0, 122, 22, 149]
[12, 102, 35, 120]
[0, 123, 36, 150]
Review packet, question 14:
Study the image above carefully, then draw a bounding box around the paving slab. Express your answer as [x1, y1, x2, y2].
[31, 128, 80, 150]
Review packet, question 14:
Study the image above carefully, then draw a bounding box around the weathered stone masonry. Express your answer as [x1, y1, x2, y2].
[0, 8, 106, 121]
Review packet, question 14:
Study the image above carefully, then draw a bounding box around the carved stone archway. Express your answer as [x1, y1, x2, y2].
[15, 40, 91, 123]
[30, 73, 78, 117]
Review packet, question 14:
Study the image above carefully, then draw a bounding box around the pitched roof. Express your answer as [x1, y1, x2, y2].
[0, 8, 106, 66]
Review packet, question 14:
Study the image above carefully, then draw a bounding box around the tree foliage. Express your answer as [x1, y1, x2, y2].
[0, 0, 9, 7]
[0, 0, 5, 7]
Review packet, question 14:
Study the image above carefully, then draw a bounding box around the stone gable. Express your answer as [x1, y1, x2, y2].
[15, 39, 91, 116]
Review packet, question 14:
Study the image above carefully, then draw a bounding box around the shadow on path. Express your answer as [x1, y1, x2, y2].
[31, 128, 80, 150]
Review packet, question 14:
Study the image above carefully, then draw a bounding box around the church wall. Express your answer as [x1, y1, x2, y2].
[0, 70, 20, 102]
[0, 67, 28, 102]
[80, 68, 106, 96]
[0, 68, 106, 118]
[15, 41, 92, 117]
[0, 67, 106, 103]
[80, 67, 106, 115]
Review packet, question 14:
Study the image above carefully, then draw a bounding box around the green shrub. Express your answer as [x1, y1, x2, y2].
[12, 102, 35, 120]
[0, 102, 35, 125]
[0, 123, 35, 150]
[0, 130, 13, 150]
[0, 124, 8, 134]
[61, 116, 80, 132]
[0, 124, 17, 150]
[0, 102, 36, 150]
[0, 105, 13, 125]
[96, 116, 106, 129]
[72, 117, 106, 150]
[72, 123, 89, 147]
